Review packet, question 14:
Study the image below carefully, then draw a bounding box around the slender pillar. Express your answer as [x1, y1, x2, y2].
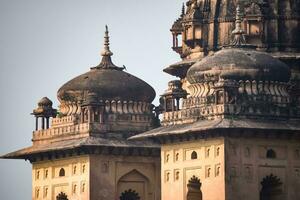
[46, 117, 50, 129]
[35, 117, 39, 131]
[41, 117, 45, 130]
[176, 98, 180, 111]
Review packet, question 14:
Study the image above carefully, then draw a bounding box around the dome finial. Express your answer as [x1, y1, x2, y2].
[230, 3, 247, 47]
[101, 25, 113, 57]
[93, 25, 123, 70]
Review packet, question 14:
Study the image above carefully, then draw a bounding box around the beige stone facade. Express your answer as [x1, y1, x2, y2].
[32, 156, 89, 200]
[161, 138, 225, 200]
[31, 154, 160, 200]
[159, 137, 300, 200]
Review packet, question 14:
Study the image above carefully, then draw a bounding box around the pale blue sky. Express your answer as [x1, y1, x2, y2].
[0, 0, 182, 199]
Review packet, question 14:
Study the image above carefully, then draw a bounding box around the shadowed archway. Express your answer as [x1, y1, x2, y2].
[117, 169, 150, 200]
[56, 192, 68, 200]
[187, 175, 202, 200]
[120, 189, 140, 200]
[260, 174, 283, 200]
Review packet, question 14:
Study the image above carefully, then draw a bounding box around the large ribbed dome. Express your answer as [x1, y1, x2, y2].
[187, 5, 290, 84]
[57, 68, 155, 103]
[187, 47, 291, 84]
[57, 26, 155, 104]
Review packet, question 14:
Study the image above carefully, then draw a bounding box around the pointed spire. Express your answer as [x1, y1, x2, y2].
[181, 3, 185, 17]
[101, 25, 113, 57]
[230, 4, 247, 47]
[93, 25, 123, 70]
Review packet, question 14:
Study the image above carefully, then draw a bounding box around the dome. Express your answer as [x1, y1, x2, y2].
[187, 47, 291, 84]
[38, 97, 53, 107]
[57, 26, 155, 104]
[58, 68, 155, 103]
[187, 5, 290, 84]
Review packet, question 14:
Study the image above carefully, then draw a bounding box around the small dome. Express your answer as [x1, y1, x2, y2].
[187, 48, 291, 84]
[38, 97, 53, 107]
[57, 26, 155, 104]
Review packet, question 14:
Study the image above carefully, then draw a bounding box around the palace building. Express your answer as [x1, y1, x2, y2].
[2, 26, 161, 200]
[132, 0, 300, 200]
[2, 0, 300, 200]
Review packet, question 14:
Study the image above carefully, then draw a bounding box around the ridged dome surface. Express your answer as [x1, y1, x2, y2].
[57, 68, 156, 103]
[187, 48, 291, 84]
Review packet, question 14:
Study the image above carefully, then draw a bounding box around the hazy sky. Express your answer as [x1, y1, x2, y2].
[0, 0, 182, 199]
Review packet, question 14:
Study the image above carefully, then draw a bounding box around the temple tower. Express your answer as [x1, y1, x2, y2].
[133, 4, 300, 200]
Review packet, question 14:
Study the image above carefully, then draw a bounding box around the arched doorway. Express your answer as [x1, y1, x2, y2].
[117, 170, 150, 200]
[187, 175, 202, 200]
[56, 192, 68, 200]
[260, 174, 283, 200]
[120, 189, 140, 200]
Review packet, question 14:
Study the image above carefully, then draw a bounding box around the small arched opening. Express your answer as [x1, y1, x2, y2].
[59, 168, 65, 177]
[187, 176, 202, 200]
[191, 151, 198, 160]
[266, 149, 276, 159]
[260, 174, 283, 200]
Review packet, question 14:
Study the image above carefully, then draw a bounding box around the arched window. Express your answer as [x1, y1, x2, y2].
[216, 166, 220, 176]
[245, 147, 251, 157]
[207, 168, 211, 178]
[82, 183, 86, 193]
[45, 169, 48, 178]
[36, 189, 40, 198]
[36, 171, 40, 179]
[73, 185, 77, 194]
[59, 168, 65, 177]
[120, 189, 140, 200]
[82, 164, 86, 173]
[166, 154, 170, 162]
[56, 192, 68, 200]
[295, 149, 300, 158]
[175, 153, 179, 161]
[166, 172, 170, 182]
[191, 151, 197, 160]
[73, 166, 76, 175]
[216, 147, 220, 156]
[175, 171, 180, 180]
[206, 149, 210, 157]
[266, 149, 276, 159]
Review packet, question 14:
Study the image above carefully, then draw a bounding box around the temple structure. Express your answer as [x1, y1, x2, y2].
[2, 0, 300, 200]
[2, 26, 161, 200]
[132, 1, 300, 200]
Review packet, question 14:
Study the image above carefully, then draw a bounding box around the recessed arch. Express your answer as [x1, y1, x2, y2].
[59, 168, 65, 177]
[260, 174, 283, 200]
[191, 151, 198, 160]
[266, 149, 276, 159]
[117, 169, 150, 200]
[187, 175, 202, 200]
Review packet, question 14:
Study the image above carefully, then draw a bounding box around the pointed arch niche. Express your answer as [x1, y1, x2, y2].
[117, 169, 151, 200]
[260, 174, 283, 200]
[187, 175, 202, 200]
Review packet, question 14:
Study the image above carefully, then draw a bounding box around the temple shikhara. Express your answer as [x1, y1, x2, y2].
[2, 0, 300, 200]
